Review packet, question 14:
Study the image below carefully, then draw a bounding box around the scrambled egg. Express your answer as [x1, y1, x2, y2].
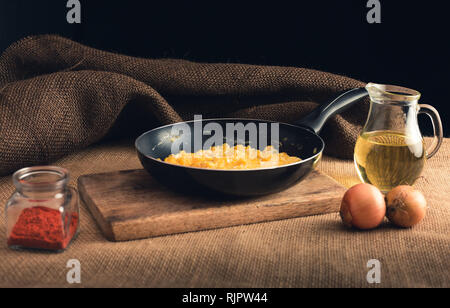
[163, 144, 301, 170]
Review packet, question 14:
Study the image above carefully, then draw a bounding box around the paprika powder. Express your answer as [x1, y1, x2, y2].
[5, 166, 80, 252]
[7, 206, 79, 251]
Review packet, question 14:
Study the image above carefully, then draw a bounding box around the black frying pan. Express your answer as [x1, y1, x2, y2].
[136, 88, 368, 196]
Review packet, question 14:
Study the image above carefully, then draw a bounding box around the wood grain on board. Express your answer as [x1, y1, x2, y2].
[78, 169, 346, 242]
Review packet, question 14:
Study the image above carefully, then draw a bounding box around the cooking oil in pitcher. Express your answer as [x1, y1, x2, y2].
[354, 131, 425, 192]
[354, 83, 443, 192]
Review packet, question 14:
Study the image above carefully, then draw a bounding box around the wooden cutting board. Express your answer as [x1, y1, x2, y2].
[78, 169, 346, 242]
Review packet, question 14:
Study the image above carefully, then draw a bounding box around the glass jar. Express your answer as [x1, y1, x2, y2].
[5, 166, 79, 252]
[355, 83, 443, 192]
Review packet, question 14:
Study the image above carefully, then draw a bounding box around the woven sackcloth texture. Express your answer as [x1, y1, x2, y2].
[0, 35, 368, 176]
[0, 139, 448, 288]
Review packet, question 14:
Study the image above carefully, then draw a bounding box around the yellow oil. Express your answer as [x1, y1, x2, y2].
[354, 131, 425, 192]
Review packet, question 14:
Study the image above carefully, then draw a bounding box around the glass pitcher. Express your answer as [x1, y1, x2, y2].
[354, 83, 443, 192]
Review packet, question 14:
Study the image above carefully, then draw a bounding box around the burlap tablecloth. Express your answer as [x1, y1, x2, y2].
[0, 139, 448, 288]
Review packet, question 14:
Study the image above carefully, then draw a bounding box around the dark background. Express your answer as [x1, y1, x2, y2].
[0, 0, 448, 136]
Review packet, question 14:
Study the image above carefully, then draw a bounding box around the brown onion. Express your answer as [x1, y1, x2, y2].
[340, 183, 386, 230]
[386, 186, 427, 228]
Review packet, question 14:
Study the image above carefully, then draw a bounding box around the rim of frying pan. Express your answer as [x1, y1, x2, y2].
[135, 118, 325, 172]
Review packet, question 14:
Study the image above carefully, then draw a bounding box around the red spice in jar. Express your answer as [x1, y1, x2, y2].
[7, 206, 79, 251]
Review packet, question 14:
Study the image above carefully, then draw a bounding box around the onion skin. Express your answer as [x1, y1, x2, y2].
[340, 184, 386, 230]
[386, 186, 427, 228]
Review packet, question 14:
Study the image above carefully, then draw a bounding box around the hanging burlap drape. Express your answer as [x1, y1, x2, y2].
[0, 35, 368, 176]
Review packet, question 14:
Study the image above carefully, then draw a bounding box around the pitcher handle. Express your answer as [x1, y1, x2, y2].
[418, 104, 443, 159]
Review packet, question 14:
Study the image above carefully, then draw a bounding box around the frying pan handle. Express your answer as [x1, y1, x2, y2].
[295, 88, 368, 134]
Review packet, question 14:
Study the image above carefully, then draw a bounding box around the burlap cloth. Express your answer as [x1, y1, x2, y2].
[0, 36, 448, 287]
[0, 35, 368, 176]
[0, 138, 448, 288]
